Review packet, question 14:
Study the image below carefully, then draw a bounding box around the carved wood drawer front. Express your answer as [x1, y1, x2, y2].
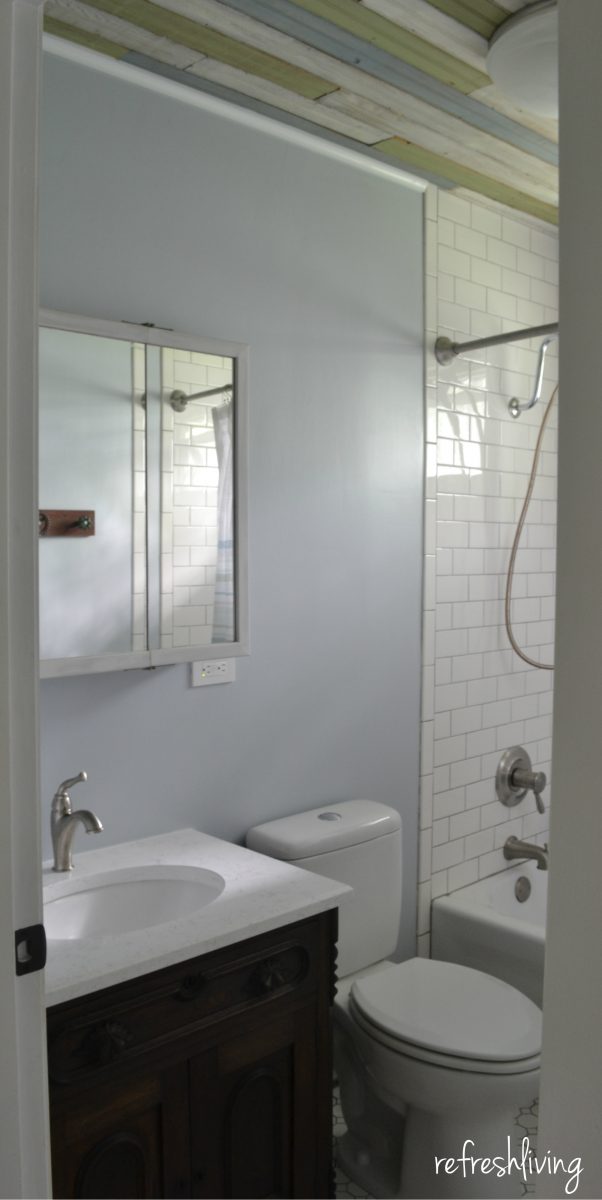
[47, 917, 323, 1086]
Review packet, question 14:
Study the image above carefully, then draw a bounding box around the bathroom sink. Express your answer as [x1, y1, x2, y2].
[44, 864, 225, 941]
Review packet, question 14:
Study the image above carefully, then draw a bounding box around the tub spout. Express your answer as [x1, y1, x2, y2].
[503, 836, 549, 871]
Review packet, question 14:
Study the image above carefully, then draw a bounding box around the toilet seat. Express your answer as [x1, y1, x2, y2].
[349, 957, 542, 1076]
[349, 997, 541, 1075]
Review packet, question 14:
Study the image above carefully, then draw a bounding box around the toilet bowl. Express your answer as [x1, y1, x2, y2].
[335, 957, 540, 1199]
[247, 801, 541, 1199]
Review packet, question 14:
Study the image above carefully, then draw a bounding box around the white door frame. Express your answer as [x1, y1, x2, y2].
[0, 1, 51, 1196]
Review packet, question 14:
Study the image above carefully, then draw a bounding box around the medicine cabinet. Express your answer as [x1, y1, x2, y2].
[39, 311, 248, 677]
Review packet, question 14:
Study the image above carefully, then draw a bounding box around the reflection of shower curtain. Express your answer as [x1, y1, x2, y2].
[212, 400, 235, 642]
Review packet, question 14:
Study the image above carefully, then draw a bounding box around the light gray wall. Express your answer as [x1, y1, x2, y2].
[536, 2, 602, 1193]
[38, 48, 424, 957]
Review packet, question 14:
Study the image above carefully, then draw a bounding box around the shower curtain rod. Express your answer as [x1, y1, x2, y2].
[435, 321, 558, 365]
[170, 382, 233, 411]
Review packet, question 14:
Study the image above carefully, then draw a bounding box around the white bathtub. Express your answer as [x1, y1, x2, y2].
[431, 860, 547, 1007]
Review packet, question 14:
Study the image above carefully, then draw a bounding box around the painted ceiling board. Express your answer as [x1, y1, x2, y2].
[187, 55, 390, 142]
[288, 0, 491, 92]
[47, 0, 206, 68]
[360, 0, 489, 72]
[44, 14, 126, 57]
[376, 137, 557, 224]
[423, 0, 509, 39]
[128, 0, 557, 150]
[359, 0, 556, 139]
[320, 89, 557, 201]
[82, 0, 339, 97]
[220, 0, 556, 162]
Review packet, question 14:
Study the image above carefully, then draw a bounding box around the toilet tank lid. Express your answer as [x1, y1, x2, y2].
[246, 800, 401, 860]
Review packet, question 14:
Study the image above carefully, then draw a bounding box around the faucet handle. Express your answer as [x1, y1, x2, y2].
[532, 773, 546, 814]
[511, 766, 546, 813]
[53, 771, 87, 804]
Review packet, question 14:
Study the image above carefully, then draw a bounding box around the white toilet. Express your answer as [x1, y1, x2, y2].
[247, 800, 541, 1200]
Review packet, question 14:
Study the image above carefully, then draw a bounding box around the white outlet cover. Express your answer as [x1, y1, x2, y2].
[190, 659, 236, 687]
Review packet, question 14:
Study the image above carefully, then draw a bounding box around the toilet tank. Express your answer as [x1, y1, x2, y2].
[247, 800, 402, 977]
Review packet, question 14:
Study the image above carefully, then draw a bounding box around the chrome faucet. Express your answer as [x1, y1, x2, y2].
[503, 835, 549, 871]
[51, 771, 103, 871]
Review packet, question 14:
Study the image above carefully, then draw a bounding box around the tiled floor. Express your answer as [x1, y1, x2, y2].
[333, 1087, 372, 1200]
[515, 1097, 539, 1199]
[333, 1086, 538, 1200]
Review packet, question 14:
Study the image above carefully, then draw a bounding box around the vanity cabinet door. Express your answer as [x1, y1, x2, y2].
[47, 911, 337, 1199]
[49, 1062, 190, 1199]
[188, 1006, 325, 1199]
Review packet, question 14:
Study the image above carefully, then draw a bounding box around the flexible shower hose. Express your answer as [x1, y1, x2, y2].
[504, 383, 559, 670]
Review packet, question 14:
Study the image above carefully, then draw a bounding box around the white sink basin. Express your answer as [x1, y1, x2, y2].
[44, 864, 225, 941]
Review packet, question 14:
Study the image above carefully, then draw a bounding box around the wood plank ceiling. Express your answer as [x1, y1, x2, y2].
[44, 0, 558, 224]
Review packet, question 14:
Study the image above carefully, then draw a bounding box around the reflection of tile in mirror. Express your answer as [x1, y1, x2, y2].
[131, 342, 147, 652]
[160, 347, 233, 649]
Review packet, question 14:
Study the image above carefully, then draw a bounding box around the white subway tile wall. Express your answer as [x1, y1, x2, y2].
[161, 349, 231, 648]
[419, 189, 558, 952]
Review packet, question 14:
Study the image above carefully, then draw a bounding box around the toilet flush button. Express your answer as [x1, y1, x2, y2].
[318, 812, 342, 821]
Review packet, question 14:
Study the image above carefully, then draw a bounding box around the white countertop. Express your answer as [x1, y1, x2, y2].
[43, 828, 349, 1006]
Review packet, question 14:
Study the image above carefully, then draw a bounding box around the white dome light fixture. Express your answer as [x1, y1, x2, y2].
[486, 0, 558, 119]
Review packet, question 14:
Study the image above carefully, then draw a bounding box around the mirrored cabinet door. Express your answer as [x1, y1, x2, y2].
[39, 325, 147, 664]
[39, 312, 248, 678]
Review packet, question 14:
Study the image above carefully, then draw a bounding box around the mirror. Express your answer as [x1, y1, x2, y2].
[39, 311, 248, 677]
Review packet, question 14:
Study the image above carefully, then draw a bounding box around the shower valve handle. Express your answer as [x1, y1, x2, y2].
[496, 746, 546, 813]
[511, 766, 546, 812]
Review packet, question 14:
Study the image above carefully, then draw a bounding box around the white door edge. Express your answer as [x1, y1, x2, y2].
[0, 2, 51, 1196]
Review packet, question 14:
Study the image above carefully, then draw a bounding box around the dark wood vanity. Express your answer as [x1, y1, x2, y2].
[47, 910, 337, 1199]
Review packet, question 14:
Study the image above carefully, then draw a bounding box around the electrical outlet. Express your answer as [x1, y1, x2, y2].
[191, 658, 236, 687]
